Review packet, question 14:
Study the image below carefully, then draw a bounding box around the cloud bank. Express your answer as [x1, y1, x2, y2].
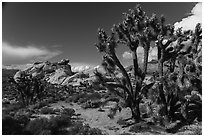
[70, 63, 95, 72]
[174, 3, 202, 31]
[2, 41, 62, 65]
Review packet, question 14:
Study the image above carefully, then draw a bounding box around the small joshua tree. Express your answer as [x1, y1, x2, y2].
[94, 5, 155, 122]
[9, 75, 46, 106]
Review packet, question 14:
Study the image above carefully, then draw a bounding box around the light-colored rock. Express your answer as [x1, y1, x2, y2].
[47, 68, 69, 84]
[61, 72, 80, 85]
[13, 70, 26, 83]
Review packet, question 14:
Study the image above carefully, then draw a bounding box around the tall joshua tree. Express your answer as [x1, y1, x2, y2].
[149, 16, 202, 118]
[147, 14, 181, 116]
[149, 14, 176, 77]
[94, 5, 154, 122]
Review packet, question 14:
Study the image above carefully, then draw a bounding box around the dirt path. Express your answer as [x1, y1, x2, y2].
[50, 101, 134, 135]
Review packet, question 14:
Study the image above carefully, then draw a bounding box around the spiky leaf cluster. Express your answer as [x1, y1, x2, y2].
[95, 28, 117, 55]
[112, 5, 154, 51]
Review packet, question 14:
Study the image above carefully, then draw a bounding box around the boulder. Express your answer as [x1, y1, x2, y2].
[61, 72, 81, 85]
[47, 68, 69, 85]
[13, 70, 26, 83]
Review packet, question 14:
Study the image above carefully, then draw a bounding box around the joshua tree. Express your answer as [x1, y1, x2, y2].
[148, 14, 176, 77]
[156, 23, 202, 126]
[94, 5, 154, 122]
[9, 75, 46, 106]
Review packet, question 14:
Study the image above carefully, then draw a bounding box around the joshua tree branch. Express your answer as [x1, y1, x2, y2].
[106, 82, 132, 98]
[111, 52, 134, 96]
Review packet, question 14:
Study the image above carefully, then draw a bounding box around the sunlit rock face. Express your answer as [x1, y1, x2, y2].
[12, 59, 102, 87]
[13, 59, 73, 84]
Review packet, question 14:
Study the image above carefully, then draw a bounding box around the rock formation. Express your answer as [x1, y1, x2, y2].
[13, 59, 74, 84]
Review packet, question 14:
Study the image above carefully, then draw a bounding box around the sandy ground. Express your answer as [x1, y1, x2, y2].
[50, 101, 134, 134]
[49, 101, 175, 135]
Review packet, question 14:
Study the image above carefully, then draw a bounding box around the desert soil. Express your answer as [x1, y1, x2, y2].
[49, 101, 173, 135]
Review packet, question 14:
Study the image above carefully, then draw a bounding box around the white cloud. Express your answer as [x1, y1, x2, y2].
[72, 66, 90, 72]
[148, 47, 157, 61]
[70, 63, 95, 72]
[122, 51, 132, 59]
[122, 47, 144, 63]
[122, 46, 158, 62]
[174, 3, 202, 31]
[2, 41, 62, 64]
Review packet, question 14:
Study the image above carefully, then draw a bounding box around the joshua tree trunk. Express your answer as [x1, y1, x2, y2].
[132, 49, 139, 78]
[169, 58, 176, 73]
[110, 51, 142, 122]
[143, 45, 150, 75]
[177, 60, 185, 90]
[158, 46, 164, 77]
[111, 52, 133, 95]
[157, 42, 168, 115]
[158, 46, 161, 61]
[130, 101, 141, 122]
[131, 48, 141, 122]
[158, 60, 164, 77]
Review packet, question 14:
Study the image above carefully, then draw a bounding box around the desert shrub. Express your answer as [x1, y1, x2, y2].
[77, 72, 89, 79]
[79, 92, 103, 104]
[25, 110, 102, 135]
[183, 93, 202, 124]
[81, 100, 102, 109]
[68, 121, 103, 135]
[2, 69, 19, 98]
[87, 92, 102, 100]
[71, 93, 88, 103]
[31, 100, 49, 110]
[14, 110, 31, 125]
[129, 123, 152, 133]
[9, 76, 48, 106]
[48, 115, 73, 134]
[61, 107, 75, 116]
[46, 97, 57, 104]
[2, 102, 24, 115]
[25, 117, 51, 135]
[25, 116, 72, 135]
[40, 106, 56, 114]
[63, 85, 75, 95]
[2, 115, 25, 135]
[117, 117, 129, 126]
[92, 82, 106, 91]
[70, 91, 103, 104]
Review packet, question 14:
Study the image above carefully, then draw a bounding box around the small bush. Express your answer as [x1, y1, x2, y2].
[81, 100, 102, 109]
[31, 101, 49, 110]
[77, 72, 89, 79]
[48, 115, 72, 134]
[25, 117, 51, 135]
[117, 118, 129, 126]
[14, 111, 30, 126]
[69, 121, 103, 135]
[72, 93, 88, 103]
[61, 107, 75, 116]
[25, 115, 72, 135]
[24, 112, 102, 135]
[129, 123, 152, 133]
[40, 107, 56, 114]
[2, 115, 24, 135]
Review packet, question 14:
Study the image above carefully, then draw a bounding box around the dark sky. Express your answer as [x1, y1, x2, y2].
[2, 2, 198, 66]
